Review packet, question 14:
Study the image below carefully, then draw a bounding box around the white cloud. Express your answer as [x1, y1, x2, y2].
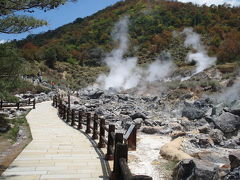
[177, 0, 240, 7]
[0, 40, 7, 44]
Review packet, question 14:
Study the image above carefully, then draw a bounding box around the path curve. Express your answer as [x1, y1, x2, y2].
[1, 101, 109, 180]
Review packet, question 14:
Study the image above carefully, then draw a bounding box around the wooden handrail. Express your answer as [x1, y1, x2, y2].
[52, 95, 151, 180]
[0, 99, 36, 109]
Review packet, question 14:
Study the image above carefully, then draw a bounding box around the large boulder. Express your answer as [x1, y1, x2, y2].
[229, 151, 240, 171]
[230, 100, 240, 116]
[209, 129, 224, 145]
[224, 151, 240, 179]
[172, 159, 220, 180]
[182, 107, 206, 120]
[213, 112, 240, 137]
[182, 99, 213, 120]
[130, 112, 147, 120]
[212, 103, 225, 116]
[117, 94, 129, 101]
[160, 137, 192, 161]
[87, 90, 104, 99]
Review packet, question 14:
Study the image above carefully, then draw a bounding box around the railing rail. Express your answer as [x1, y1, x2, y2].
[52, 95, 152, 180]
[0, 98, 36, 110]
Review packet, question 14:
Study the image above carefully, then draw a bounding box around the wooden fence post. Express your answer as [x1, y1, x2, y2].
[85, 113, 91, 134]
[106, 124, 115, 160]
[98, 118, 106, 148]
[68, 93, 70, 109]
[16, 102, 20, 110]
[33, 99, 36, 109]
[78, 111, 83, 129]
[58, 104, 62, 117]
[112, 143, 128, 179]
[71, 109, 75, 126]
[52, 96, 54, 106]
[55, 96, 58, 108]
[63, 105, 66, 120]
[128, 127, 137, 151]
[110, 133, 123, 179]
[0, 99, 2, 109]
[66, 108, 70, 122]
[92, 114, 98, 140]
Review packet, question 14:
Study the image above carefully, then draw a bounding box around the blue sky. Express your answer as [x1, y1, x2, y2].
[0, 0, 240, 42]
[0, 0, 121, 41]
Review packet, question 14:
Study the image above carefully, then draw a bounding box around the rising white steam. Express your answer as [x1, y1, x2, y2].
[95, 16, 174, 91]
[96, 16, 142, 90]
[146, 52, 175, 82]
[217, 81, 240, 104]
[183, 28, 216, 74]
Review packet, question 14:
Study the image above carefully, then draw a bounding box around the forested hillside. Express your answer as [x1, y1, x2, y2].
[1, 0, 240, 92]
[15, 0, 240, 66]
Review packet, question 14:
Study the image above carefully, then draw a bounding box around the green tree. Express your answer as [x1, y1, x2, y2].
[44, 48, 57, 68]
[0, 44, 24, 100]
[0, 0, 76, 34]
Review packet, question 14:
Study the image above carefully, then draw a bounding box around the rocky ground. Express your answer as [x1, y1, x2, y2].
[61, 67, 240, 180]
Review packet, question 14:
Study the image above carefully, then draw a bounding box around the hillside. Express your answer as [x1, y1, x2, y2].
[17, 0, 240, 65]
[2, 0, 240, 91]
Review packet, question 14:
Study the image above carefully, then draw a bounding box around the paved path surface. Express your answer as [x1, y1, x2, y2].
[1, 101, 109, 180]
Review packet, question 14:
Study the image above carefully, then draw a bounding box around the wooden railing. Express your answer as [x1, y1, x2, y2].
[53, 95, 152, 180]
[0, 98, 36, 110]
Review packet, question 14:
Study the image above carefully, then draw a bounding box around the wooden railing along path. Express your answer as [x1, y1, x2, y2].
[53, 95, 152, 180]
[0, 98, 36, 110]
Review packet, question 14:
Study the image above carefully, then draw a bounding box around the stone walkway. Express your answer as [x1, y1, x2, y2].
[1, 101, 110, 180]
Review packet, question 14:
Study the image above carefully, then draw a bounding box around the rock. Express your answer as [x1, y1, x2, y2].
[159, 128, 173, 135]
[229, 151, 240, 170]
[180, 119, 196, 131]
[213, 112, 240, 137]
[85, 103, 97, 108]
[141, 127, 159, 134]
[189, 135, 214, 148]
[130, 112, 147, 120]
[182, 106, 206, 120]
[230, 109, 240, 117]
[230, 100, 240, 116]
[133, 118, 143, 129]
[160, 137, 192, 161]
[117, 94, 129, 101]
[198, 124, 210, 134]
[193, 151, 229, 165]
[172, 159, 219, 180]
[143, 119, 153, 126]
[180, 93, 193, 100]
[73, 101, 79, 104]
[209, 129, 224, 145]
[0, 125, 10, 133]
[224, 166, 240, 180]
[171, 131, 187, 139]
[168, 122, 183, 131]
[87, 89, 104, 99]
[212, 103, 225, 116]
[223, 139, 239, 149]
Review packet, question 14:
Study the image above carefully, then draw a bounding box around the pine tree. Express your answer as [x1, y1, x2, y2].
[0, 0, 76, 34]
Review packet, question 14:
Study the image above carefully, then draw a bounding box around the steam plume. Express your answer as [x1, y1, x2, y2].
[96, 16, 141, 90]
[146, 52, 175, 82]
[183, 28, 216, 74]
[95, 16, 174, 91]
